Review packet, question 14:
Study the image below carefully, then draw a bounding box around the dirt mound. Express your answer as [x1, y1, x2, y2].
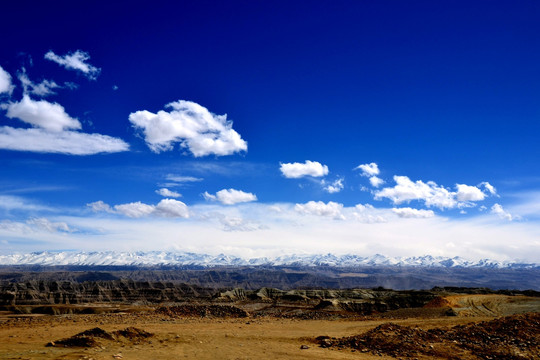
[317, 312, 540, 359]
[156, 304, 249, 318]
[114, 326, 153, 340]
[424, 296, 452, 308]
[46, 327, 154, 348]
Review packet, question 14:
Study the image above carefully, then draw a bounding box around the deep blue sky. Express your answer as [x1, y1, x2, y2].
[0, 1, 539, 261]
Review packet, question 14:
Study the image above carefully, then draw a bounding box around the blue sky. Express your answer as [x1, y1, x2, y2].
[0, 1, 539, 261]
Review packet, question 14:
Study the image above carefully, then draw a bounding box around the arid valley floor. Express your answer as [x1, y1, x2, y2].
[1, 273, 539, 360]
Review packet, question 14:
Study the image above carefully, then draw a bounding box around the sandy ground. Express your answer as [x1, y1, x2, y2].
[1, 293, 538, 359]
[1, 313, 497, 360]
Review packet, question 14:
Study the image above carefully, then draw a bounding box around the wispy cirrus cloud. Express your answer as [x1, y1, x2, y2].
[0, 127, 129, 155]
[17, 68, 60, 97]
[44, 50, 101, 80]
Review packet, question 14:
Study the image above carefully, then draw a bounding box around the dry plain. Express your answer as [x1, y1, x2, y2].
[1, 293, 539, 360]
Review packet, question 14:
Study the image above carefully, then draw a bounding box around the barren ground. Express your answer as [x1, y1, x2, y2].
[1, 294, 538, 359]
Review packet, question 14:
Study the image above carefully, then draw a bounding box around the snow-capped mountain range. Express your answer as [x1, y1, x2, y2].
[0, 251, 537, 269]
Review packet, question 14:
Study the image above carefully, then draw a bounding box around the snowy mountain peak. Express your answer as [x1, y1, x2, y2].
[0, 251, 537, 269]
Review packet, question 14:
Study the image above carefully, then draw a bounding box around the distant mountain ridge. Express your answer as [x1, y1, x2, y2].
[0, 251, 537, 269]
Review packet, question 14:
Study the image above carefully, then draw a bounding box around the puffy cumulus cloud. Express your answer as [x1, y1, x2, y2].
[203, 189, 257, 205]
[0, 94, 128, 155]
[280, 160, 329, 178]
[154, 199, 189, 218]
[114, 202, 155, 218]
[129, 100, 247, 157]
[156, 188, 182, 198]
[44, 50, 101, 80]
[375, 176, 457, 209]
[356, 163, 384, 187]
[5, 95, 81, 132]
[323, 178, 344, 193]
[89, 199, 190, 219]
[87, 200, 113, 213]
[392, 207, 435, 219]
[355, 162, 380, 176]
[369, 176, 385, 187]
[294, 201, 345, 220]
[456, 184, 486, 202]
[18, 69, 60, 97]
[490, 203, 517, 221]
[375, 176, 498, 210]
[0, 65, 14, 95]
[26, 217, 72, 232]
[0, 127, 129, 155]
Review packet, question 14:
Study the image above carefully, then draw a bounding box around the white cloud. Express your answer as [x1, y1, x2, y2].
[280, 160, 329, 178]
[323, 178, 344, 193]
[203, 189, 257, 205]
[87, 201, 113, 213]
[165, 175, 203, 183]
[18, 69, 60, 97]
[217, 215, 266, 232]
[294, 201, 345, 220]
[3, 198, 540, 262]
[0, 220, 30, 234]
[0, 195, 52, 212]
[375, 175, 458, 209]
[490, 203, 516, 221]
[154, 199, 189, 218]
[392, 207, 435, 219]
[356, 163, 384, 187]
[89, 199, 189, 218]
[5, 95, 81, 132]
[114, 202, 155, 218]
[481, 182, 497, 196]
[352, 204, 386, 223]
[355, 162, 380, 176]
[0, 65, 14, 95]
[0, 127, 129, 155]
[369, 176, 385, 187]
[26, 217, 72, 232]
[129, 100, 247, 157]
[456, 184, 486, 202]
[156, 188, 182, 198]
[44, 50, 101, 80]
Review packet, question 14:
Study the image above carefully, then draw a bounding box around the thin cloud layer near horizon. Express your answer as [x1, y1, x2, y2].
[0, 1, 539, 262]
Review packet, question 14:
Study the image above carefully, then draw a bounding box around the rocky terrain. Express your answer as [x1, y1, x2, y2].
[317, 312, 540, 359]
[0, 267, 538, 359]
[1, 264, 539, 290]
